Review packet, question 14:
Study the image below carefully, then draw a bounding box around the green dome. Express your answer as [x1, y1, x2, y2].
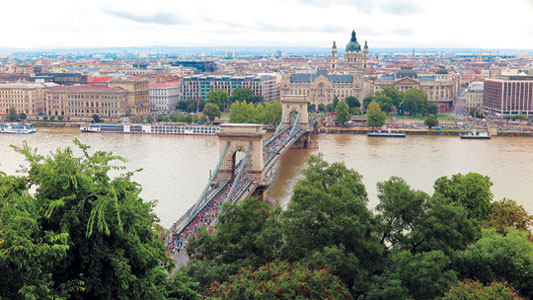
[346, 30, 361, 52]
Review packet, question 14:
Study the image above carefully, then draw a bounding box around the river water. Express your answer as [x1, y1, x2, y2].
[0, 127, 532, 228]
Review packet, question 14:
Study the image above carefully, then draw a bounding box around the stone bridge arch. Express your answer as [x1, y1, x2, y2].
[281, 95, 309, 131]
[217, 123, 265, 183]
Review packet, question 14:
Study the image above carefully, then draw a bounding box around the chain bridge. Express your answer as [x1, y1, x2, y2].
[167, 96, 317, 267]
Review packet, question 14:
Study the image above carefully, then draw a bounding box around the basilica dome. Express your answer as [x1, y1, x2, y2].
[346, 30, 361, 52]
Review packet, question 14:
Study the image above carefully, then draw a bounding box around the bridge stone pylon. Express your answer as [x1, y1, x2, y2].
[281, 95, 309, 131]
[217, 123, 265, 183]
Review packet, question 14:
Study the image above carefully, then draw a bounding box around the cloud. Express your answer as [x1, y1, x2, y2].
[291, 0, 421, 15]
[391, 28, 415, 35]
[104, 10, 185, 25]
[255, 21, 345, 33]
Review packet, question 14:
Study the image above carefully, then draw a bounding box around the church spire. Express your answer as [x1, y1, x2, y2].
[351, 30, 356, 42]
[332, 41, 337, 49]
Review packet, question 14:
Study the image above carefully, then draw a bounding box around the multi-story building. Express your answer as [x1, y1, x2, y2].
[108, 77, 149, 115]
[32, 72, 88, 86]
[465, 82, 484, 110]
[149, 82, 180, 112]
[484, 75, 533, 116]
[180, 74, 279, 102]
[46, 85, 128, 121]
[280, 69, 364, 106]
[374, 67, 457, 112]
[0, 82, 56, 117]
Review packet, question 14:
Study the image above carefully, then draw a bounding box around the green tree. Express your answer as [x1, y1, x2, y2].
[202, 103, 221, 122]
[332, 96, 339, 110]
[443, 280, 522, 300]
[205, 262, 353, 300]
[345, 96, 361, 110]
[403, 88, 428, 116]
[366, 101, 386, 128]
[380, 86, 403, 108]
[433, 172, 493, 222]
[1, 140, 177, 300]
[335, 100, 351, 126]
[455, 228, 533, 298]
[367, 250, 457, 300]
[375, 94, 393, 113]
[230, 88, 261, 104]
[146, 115, 154, 123]
[281, 154, 383, 297]
[318, 103, 325, 112]
[185, 197, 282, 290]
[0, 172, 71, 300]
[427, 103, 439, 115]
[19, 112, 27, 120]
[199, 116, 208, 123]
[308, 103, 316, 112]
[484, 198, 533, 238]
[206, 90, 229, 111]
[424, 114, 439, 128]
[57, 115, 63, 121]
[326, 103, 334, 112]
[8, 107, 18, 121]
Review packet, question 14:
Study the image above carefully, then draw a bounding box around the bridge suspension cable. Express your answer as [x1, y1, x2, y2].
[172, 141, 230, 235]
[264, 108, 288, 146]
[289, 106, 302, 137]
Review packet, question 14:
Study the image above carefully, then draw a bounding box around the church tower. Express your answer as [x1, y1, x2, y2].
[330, 41, 338, 72]
[363, 41, 369, 69]
[344, 30, 363, 72]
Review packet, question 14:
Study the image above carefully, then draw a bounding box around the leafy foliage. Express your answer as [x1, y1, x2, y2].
[367, 101, 386, 127]
[424, 114, 439, 128]
[443, 279, 523, 300]
[335, 100, 351, 125]
[205, 262, 353, 300]
[229, 100, 281, 125]
[202, 103, 221, 122]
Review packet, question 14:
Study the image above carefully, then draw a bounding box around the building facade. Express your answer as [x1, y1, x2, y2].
[484, 75, 533, 116]
[0, 82, 56, 117]
[149, 82, 180, 112]
[280, 69, 364, 106]
[109, 77, 150, 115]
[374, 67, 457, 112]
[180, 74, 280, 102]
[46, 85, 128, 121]
[331, 30, 370, 73]
[465, 82, 484, 110]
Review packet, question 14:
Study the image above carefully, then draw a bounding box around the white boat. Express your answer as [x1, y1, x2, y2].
[368, 128, 406, 138]
[80, 123, 220, 135]
[460, 130, 491, 140]
[0, 123, 36, 134]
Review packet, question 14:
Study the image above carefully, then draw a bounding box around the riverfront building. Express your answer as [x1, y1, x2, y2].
[0, 82, 57, 117]
[149, 82, 180, 112]
[280, 69, 364, 106]
[374, 67, 457, 112]
[465, 82, 484, 110]
[484, 75, 533, 116]
[46, 85, 128, 121]
[108, 77, 150, 115]
[180, 74, 279, 102]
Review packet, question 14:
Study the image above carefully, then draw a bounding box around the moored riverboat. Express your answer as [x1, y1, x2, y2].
[368, 129, 406, 138]
[80, 123, 220, 135]
[460, 130, 491, 140]
[0, 123, 36, 134]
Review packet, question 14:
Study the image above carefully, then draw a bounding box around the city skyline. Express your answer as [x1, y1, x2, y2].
[1, 0, 532, 50]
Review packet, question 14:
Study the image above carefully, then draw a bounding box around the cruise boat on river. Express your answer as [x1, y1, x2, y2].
[0, 123, 37, 134]
[80, 123, 220, 135]
[460, 130, 491, 140]
[368, 128, 406, 138]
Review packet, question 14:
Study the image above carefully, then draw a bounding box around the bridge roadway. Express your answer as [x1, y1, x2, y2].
[166, 118, 313, 268]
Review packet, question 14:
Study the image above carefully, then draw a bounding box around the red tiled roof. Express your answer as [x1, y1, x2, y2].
[149, 81, 181, 88]
[88, 77, 112, 83]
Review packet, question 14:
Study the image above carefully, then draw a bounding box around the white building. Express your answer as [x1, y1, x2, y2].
[149, 82, 180, 112]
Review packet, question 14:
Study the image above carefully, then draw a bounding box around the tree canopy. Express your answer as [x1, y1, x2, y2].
[229, 101, 281, 125]
[335, 100, 351, 125]
[366, 101, 386, 128]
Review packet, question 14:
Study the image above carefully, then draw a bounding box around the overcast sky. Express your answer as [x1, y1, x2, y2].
[1, 0, 532, 49]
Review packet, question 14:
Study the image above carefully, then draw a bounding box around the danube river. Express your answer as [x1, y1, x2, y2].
[1, 127, 532, 228]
